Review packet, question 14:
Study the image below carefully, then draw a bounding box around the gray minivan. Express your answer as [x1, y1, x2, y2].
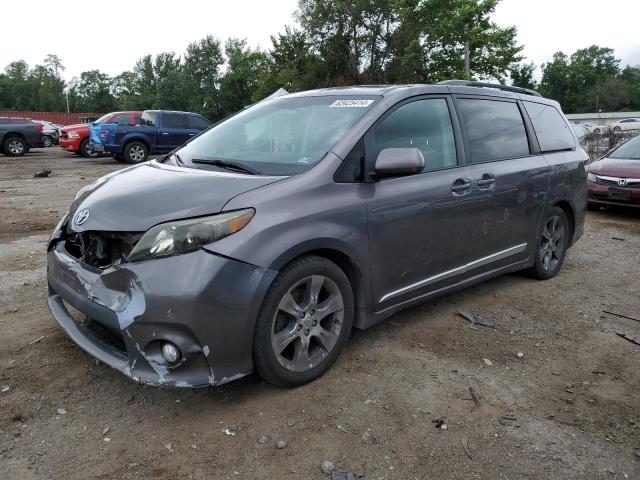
[47, 82, 587, 388]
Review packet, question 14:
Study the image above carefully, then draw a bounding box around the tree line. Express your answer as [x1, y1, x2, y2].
[1, 1, 639, 121]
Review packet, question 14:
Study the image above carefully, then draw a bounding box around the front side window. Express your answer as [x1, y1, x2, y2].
[373, 98, 457, 172]
[175, 95, 378, 175]
[140, 112, 156, 126]
[113, 114, 130, 125]
[523, 101, 575, 152]
[93, 113, 113, 124]
[457, 99, 530, 163]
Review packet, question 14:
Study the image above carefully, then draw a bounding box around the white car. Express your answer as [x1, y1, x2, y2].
[610, 118, 640, 133]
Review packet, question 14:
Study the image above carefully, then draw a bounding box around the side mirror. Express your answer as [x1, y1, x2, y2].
[374, 148, 424, 177]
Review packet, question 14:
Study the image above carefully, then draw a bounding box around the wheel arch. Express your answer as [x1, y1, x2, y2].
[270, 245, 369, 329]
[553, 200, 576, 246]
[122, 135, 151, 152]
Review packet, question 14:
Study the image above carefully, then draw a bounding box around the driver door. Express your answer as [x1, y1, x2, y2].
[365, 97, 481, 309]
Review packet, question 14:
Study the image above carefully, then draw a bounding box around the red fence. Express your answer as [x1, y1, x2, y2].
[0, 111, 103, 126]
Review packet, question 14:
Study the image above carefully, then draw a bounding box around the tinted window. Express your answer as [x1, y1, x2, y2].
[609, 135, 640, 160]
[523, 101, 574, 152]
[140, 112, 156, 126]
[113, 114, 130, 125]
[189, 115, 210, 130]
[458, 99, 529, 163]
[163, 113, 189, 129]
[374, 98, 457, 172]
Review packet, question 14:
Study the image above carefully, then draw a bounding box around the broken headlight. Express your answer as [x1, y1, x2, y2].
[127, 209, 255, 263]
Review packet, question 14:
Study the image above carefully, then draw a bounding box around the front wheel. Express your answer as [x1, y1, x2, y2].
[613, 126, 621, 133]
[42, 135, 53, 147]
[123, 141, 148, 163]
[80, 138, 100, 158]
[253, 256, 354, 387]
[528, 206, 569, 280]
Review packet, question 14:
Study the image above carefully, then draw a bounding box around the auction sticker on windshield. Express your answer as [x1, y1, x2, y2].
[330, 99, 375, 108]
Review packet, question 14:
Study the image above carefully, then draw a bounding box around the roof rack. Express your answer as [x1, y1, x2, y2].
[438, 80, 541, 97]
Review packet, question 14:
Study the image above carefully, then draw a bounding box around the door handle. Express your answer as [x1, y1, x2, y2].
[451, 178, 472, 195]
[161, 132, 169, 135]
[477, 174, 495, 188]
[189, 133, 195, 136]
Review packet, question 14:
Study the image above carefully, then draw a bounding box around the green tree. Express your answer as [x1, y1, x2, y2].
[68, 70, 117, 112]
[182, 35, 225, 120]
[509, 62, 537, 90]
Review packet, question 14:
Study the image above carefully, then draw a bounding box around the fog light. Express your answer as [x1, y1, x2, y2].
[161, 343, 181, 363]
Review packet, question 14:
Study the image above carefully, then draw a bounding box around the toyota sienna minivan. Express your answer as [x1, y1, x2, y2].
[47, 81, 587, 388]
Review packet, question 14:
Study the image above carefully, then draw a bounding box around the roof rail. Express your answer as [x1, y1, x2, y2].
[438, 80, 541, 97]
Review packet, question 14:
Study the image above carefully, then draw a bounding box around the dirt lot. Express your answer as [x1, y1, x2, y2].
[1, 148, 639, 480]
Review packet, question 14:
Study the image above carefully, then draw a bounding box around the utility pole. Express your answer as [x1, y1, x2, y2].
[464, 41, 470, 78]
[66, 91, 70, 113]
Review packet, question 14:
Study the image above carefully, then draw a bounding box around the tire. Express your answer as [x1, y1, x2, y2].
[42, 135, 53, 147]
[2, 136, 27, 157]
[123, 141, 148, 164]
[253, 255, 354, 387]
[613, 126, 621, 133]
[528, 206, 570, 280]
[80, 138, 99, 158]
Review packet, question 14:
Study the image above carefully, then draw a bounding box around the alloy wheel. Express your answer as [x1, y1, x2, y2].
[8, 140, 24, 155]
[130, 145, 145, 162]
[539, 214, 565, 272]
[271, 275, 344, 372]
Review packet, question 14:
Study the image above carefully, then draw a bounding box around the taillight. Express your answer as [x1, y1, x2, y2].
[36, 124, 44, 133]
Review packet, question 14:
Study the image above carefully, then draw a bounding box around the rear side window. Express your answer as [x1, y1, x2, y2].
[457, 99, 529, 163]
[163, 113, 189, 129]
[189, 115, 210, 130]
[134, 114, 142, 125]
[373, 98, 457, 172]
[523, 101, 574, 152]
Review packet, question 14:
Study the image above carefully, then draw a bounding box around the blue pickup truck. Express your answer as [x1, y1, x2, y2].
[90, 110, 211, 163]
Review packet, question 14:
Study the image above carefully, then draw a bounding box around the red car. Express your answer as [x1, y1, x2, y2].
[59, 111, 141, 157]
[588, 135, 640, 208]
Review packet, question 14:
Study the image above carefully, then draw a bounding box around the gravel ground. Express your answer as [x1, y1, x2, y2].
[1, 148, 639, 480]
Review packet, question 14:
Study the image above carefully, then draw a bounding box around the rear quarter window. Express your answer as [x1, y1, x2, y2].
[189, 115, 211, 130]
[523, 101, 575, 152]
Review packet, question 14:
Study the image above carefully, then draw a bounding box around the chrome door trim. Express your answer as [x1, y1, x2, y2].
[379, 243, 527, 303]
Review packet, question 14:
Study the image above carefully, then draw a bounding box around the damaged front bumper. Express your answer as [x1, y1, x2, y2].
[47, 238, 277, 387]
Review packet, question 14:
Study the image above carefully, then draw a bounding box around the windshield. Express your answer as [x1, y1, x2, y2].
[609, 135, 640, 159]
[173, 95, 379, 175]
[93, 113, 114, 124]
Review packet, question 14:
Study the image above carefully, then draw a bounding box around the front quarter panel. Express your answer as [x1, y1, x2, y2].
[206, 153, 372, 308]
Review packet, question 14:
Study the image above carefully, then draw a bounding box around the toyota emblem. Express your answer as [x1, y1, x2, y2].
[74, 208, 90, 226]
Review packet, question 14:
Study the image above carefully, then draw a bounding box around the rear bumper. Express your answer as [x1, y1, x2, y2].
[47, 237, 277, 387]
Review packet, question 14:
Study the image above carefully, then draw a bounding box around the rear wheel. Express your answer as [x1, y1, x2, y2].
[528, 207, 569, 280]
[123, 141, 148, 164]
[80, 138, 100, 158]
[42, 135, 53, 147]
[2, 136, 27, 156]
[253, 256, 354, 387]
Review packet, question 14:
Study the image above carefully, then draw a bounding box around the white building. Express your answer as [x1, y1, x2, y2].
[565, 111, 640, 126]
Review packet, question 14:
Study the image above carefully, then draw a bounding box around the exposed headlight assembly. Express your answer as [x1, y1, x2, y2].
[127, 209, 255, 263]
[67, 131, 80, 138]
[587, 172, 597, 183]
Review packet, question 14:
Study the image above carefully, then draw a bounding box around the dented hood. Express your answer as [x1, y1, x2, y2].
[69, 162, 283, 233]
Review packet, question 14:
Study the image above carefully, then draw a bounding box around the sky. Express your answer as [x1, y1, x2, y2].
[0, 0, 638, 81]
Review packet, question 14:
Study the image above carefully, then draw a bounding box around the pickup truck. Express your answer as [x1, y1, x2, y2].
[0, 117, 44, 156]
[90, 110, 211, 163]
[60, 111, 141, 158]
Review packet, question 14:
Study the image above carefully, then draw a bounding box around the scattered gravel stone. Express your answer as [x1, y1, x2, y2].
[257, 434, 270, 445]
[634, 448, 640, 459]
[103, 437, 110, 443]
[164, 443, 173, 451]
[102, 427, 110, 435]
[517, 352, 524, 358]
[321, 461, 335, 475]
[275, 439, 287, 449]
[56, 408, 66, 415]
[483, 358, 493, 366]
[1, 385, 10, 393]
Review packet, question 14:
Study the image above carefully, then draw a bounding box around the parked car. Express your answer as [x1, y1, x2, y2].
[47, 82, 587, 388]
[582, 122, 609, 135]
[610, 118, 640, 133]
[0, 117, 44, 156]
[59, 111, 141, 158]
[587, 134, 640, 208]
[33, 120, 60, 147]
[91, 110, 211, 163]
[572, 124, 591, 143]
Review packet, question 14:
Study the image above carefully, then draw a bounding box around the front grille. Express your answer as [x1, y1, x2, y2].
[64, 231, 143, 269]
[596, 177, 619, 186]
[595, 176, 640, 189]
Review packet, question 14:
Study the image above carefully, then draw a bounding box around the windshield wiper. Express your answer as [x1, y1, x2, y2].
[191, 158, 258, 175]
